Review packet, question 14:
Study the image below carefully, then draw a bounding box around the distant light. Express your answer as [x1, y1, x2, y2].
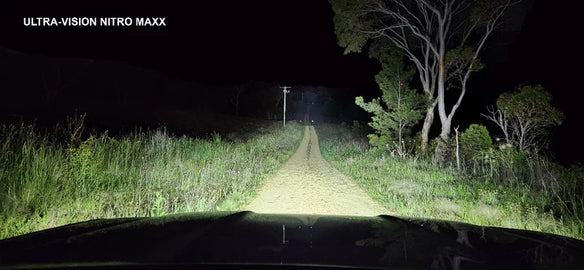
[399, 82, 404, 87]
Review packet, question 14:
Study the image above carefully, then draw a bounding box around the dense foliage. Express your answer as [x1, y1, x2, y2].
[355, 56, 424, 159]
[459, 124, 493, 165]
[495, 85, 564, 153]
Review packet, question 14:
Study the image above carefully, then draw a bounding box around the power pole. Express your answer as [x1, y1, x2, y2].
[280, 86, 291, 127]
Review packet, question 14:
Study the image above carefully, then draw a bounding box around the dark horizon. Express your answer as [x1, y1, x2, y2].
[0, 0, 581, 164]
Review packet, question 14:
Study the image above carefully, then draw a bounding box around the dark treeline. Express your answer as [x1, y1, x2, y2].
[1, 48, 372, 137]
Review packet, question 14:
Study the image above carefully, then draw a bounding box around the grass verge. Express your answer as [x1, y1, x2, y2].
[0, 121, 303, 239]
[317, 123, 583, 240]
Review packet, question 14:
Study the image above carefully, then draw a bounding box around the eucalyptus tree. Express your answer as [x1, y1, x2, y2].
[330, 0, 521, 157]
[483, 85, 564, 153]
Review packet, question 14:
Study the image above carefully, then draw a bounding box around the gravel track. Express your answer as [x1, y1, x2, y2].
[246, 126, 388, 216]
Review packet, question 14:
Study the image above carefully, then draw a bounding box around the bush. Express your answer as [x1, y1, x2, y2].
[67, 135, 99, 182]
[430, 136, 457, 166]
[459, 124, 492, 165]
[367, 133, 392, 151]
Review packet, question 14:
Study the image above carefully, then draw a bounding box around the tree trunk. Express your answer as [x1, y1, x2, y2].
[434, 119, 452, 163]
[454, 126, 460, 171]
[420, 99, 437, 153]
[440, 117, 452, 141]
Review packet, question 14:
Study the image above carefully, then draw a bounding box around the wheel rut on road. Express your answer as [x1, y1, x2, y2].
[246, 126, 388, 216]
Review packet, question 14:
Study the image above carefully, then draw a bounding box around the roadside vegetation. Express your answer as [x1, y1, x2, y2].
[327, 1, 582, 239]
[0, 116, 302, 239]
[318, 123, 584, 240]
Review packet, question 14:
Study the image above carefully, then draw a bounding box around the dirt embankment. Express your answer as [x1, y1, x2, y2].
[246, 126, 388, 216]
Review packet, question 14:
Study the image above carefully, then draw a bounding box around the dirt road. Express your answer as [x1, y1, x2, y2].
[246, 126, 388, 216]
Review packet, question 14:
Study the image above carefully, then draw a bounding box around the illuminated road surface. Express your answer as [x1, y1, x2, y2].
[246, 126, 388, 216]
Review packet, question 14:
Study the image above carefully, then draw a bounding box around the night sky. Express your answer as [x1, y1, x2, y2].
[0, 0, 581, 163]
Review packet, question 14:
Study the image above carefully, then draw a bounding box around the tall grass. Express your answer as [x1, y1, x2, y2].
[317, 123, 584, 239]
[0, 120, 302, 239]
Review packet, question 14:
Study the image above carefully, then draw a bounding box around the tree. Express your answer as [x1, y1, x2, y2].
[330, 0, 521, 155]
[483, 85, 564, 153]
[355, 56, 425, 159]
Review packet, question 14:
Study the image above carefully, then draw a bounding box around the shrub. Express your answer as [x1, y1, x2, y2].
[367, 133, 392, 151]
[459, 124, 492, 165]
[67, 135, 98, 182]
[430, 136, 457, 166]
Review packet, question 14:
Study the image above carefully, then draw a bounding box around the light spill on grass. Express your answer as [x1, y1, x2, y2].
[316, 123, 583, 240]
[0, 122, 303, 239]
